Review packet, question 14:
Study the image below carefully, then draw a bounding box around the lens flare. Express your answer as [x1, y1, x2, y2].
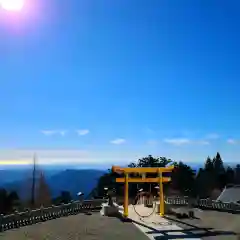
[0, 0, 25, 12]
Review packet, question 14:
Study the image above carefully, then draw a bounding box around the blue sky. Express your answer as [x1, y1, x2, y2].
[0, 0, 240, 165]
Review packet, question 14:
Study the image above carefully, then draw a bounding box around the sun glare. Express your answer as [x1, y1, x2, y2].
[0, 0, 25, 12]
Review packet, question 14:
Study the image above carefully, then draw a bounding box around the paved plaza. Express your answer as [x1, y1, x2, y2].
[0, 206, 239, 240]
[0, 212, 148, 240]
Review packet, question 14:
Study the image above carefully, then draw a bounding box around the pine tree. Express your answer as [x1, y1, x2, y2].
[234, 164, 240, 184]
[213, 152, 226, 189]
[225, 166, 235, 185]
[213, 152, 225, 174]
[204, 156, 214, 172]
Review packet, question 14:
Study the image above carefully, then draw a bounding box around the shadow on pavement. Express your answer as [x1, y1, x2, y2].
[127, 217, 237, 239]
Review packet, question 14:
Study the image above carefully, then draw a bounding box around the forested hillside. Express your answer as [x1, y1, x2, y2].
[94, 152, 240, 200]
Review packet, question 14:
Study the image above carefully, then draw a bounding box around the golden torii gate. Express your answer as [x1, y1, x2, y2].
[112, 166, 174, 218]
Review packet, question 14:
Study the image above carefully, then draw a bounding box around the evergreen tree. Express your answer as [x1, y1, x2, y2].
[194, 168, 210, 198]
[234, 164, 240, 184]
[204, 156, 214, 172]
[0, 189, 20, 214]
[170, 161, 196, 196]
[213, 152, 225, 174]
[225, 166, 235, 185]
[0, 188, 8, 214]
[203, 156, 216, 193]
[212, 152, 226, 189]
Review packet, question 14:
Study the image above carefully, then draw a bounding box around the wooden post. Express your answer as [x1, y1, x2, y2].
[159, 170, 164, 216]
[123, 173, 129, 218]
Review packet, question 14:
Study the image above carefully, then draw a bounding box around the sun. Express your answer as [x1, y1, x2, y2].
[0, 0, 25, 12]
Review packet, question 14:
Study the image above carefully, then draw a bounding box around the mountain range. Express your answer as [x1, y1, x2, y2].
[0, 168, 106, 200]
[0, 161, 238, 201]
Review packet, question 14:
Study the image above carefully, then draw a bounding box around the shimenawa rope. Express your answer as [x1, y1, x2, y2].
[132, 192, 157, 218]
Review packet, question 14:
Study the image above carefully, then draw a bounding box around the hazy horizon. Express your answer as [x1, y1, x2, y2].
[0, 160, 238, 171]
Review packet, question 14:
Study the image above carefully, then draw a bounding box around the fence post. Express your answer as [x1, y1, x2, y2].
[40, 206, 44, 221]
[14, 210, 19, 228]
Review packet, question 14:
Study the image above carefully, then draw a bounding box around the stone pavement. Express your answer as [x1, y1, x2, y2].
[120, 204, 240, 240]
[1, 206, 238, 240]
[165, 208, 240, 240]
[0, 212, 149, 240]
[120, 204, 201, 240]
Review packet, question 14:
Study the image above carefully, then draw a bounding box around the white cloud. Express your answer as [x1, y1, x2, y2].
[163, 138, 190, 146]
[41, 130, 57, 136]
[205, 133, 219, 139]
[196, 140, 210, 145]
[59, 130, 67, 136]
[41, 130, 67, 136]
[227, 139, 237, 145]
[147, 140, 158, 146]
[110, 138, 126, 145]
[163, 138, 210, 146]
[76, 129, 89, 136]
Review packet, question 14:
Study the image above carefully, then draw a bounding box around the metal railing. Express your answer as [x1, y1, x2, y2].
[0, 199, 106, 232]
[164, 196, 240, 213]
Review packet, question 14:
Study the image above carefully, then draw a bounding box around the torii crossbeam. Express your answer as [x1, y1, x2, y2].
[112, 166, 174, 218]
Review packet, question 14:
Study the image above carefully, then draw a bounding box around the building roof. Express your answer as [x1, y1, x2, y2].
[217, 185, 240, 203]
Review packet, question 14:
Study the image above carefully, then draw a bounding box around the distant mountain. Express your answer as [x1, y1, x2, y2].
[0, 169, 30, 184]
[1, 169, 106, 200]
[46, 169, 106, 199]
[0, 169, 62, 185]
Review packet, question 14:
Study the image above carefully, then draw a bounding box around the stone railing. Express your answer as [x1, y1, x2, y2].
[164, 196, 240, 213]
[0, 199, 106, 232]
[164, 196, 189, 206]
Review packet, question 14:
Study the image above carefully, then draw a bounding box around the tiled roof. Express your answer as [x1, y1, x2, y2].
[217, 185, 240, 203]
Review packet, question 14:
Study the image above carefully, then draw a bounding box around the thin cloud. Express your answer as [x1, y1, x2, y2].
[164, 138, 210, 146]
[163, 138, 190, 146]
[147, 140, 158, 146]
[41, 130, 56, 136]
[227, 139, 237, 145]
[59, 130, 67, 136]
[110, 138, 126, 145]
[196, 140, 210, 145]
[41, 130, 67, 136]
[205, 133, 219, 139]
[76, 129, 90, 136]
